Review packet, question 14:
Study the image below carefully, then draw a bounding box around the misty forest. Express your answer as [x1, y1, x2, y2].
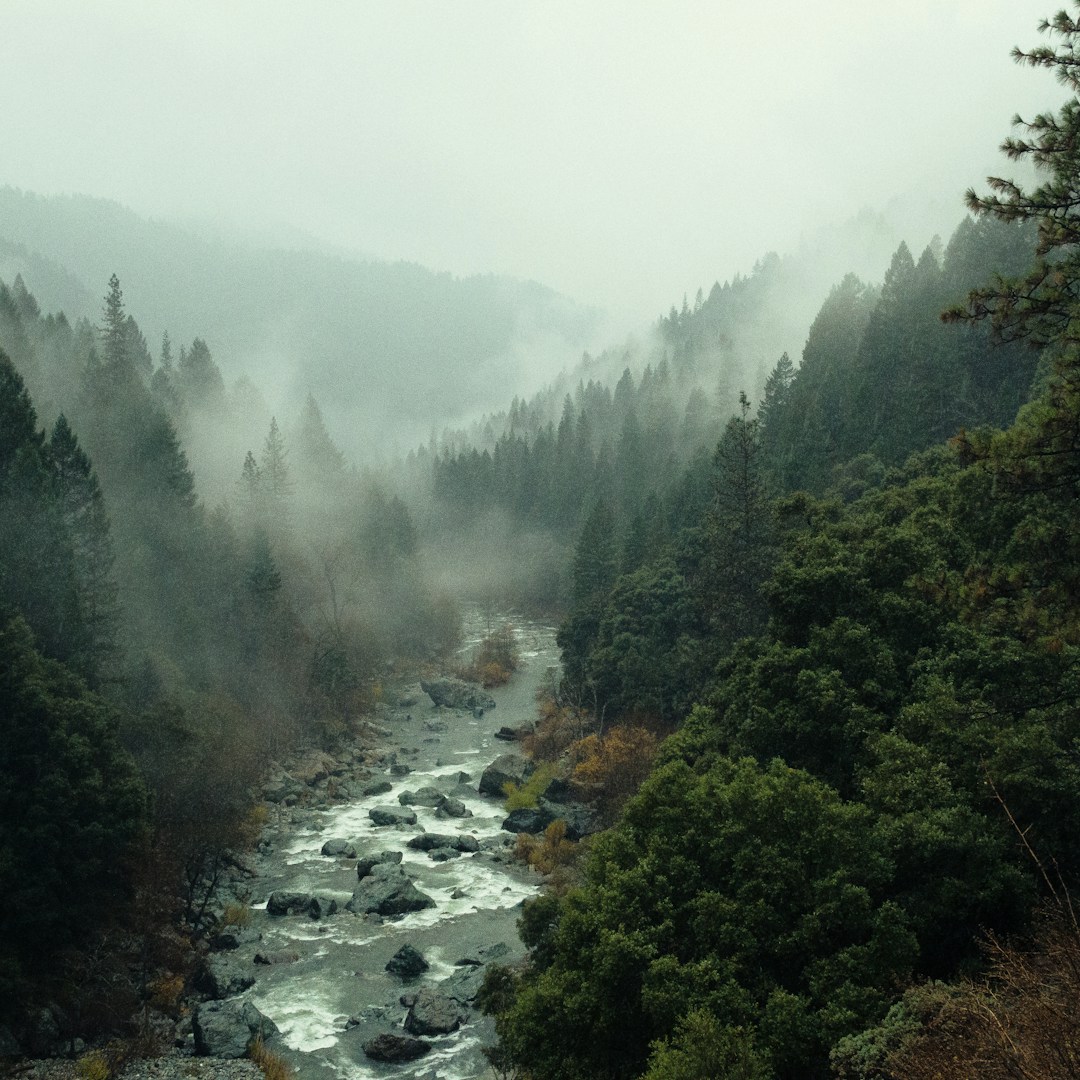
[5, 6, 1080, 1080]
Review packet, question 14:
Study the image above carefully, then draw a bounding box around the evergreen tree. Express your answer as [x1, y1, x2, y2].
[100, 273, 127, 371]
[294, 393, 346, 482]
[48, 414, 119, 682]
[261, 416, 291, 502]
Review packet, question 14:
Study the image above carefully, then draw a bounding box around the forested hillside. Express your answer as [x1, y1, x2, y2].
[0, 271, 459, 1041]
[473, 12, 1080, 1080]
[0, 188, 598, 456]
[3, 7, 1080, 1078]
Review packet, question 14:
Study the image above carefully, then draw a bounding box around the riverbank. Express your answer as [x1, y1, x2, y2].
[194, 616, 561, 1079]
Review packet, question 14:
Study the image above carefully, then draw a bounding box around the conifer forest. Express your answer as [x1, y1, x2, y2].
[4, 5, 1080, 1079]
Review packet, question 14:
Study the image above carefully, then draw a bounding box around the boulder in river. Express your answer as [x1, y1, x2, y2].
[407, 833, 479, 853]
[360, 779, 393, 797]
[479, 753, 534, 797]
[369, 805, 418, 827]
[420, 677, 496, 711]
[362, 1032, 431, 1062]
[320, 838, 357, 858]
[254, 950, 300, 966]
[435, 796, 472, 818]
[266, 891, 312, 916]
[397, 786, 445, 807]
[386, 944, 429, 978]
[357, 850, 403, 880]
[346, 864, 436, 916]
[308, 895, 338, 919]
[403, 987, 467, 1036]
[193, 999, 279, 1058]
[407, 832, 460, 852]
[208, 926, 261, 952]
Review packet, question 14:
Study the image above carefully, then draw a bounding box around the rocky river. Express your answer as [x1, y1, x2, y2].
[200, 615, 561, 1080]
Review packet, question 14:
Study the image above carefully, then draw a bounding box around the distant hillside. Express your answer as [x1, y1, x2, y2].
[0, 187, 599, 455]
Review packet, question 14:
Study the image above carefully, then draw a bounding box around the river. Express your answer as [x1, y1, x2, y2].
[239, 613, 560, 1080]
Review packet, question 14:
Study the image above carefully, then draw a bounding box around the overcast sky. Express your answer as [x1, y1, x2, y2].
[3, 1, 1063, 320]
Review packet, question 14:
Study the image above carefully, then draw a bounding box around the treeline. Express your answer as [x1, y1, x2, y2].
[427, 214, 1035, 609]
[0, 274, 458, 1043]
[477, 16, 1080, 1080]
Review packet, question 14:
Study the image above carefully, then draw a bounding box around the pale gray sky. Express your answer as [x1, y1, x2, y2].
[3, 1, 1062, 319]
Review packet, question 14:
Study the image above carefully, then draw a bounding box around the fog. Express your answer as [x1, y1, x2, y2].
[3, 1, 1057, 324]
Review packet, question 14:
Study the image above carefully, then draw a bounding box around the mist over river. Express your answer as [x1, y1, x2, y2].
[239, 613, 560, 1080]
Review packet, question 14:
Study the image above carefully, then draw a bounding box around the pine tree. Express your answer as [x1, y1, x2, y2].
[294, 393, 346, 481]
[101, 273, 127, 371]
[261, 416, 291, 501]
[48, 415, 119, 681]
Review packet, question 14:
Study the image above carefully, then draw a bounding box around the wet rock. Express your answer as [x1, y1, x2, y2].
[362, 1032, 431, 1063]
[403, 987, 467, 1036]
[479, 753, 533, 797]
[420, 676, 496, 711]
[407, 833, 479, 853]
[502, 806, 556, 834]
[369, 805, 418, 827]
[195, 955, 255, 999]
[346, 864, 436, 916]
[320, 838, 358, 858]
[456, 771, 473, 783]
[449, 887, 468, 899]
[430, 848, 461, 861]
[266, 890, 312, 916]
[386, 944, 430, 978]
[254, 950, 300, 965]
[308, 895, 339, 919]
[357, 850, 403, 880]
[434, 796, 472, 818]
[397, 786, 445, 807]
[407, 832, 460, 852]
[389, 763, 412, 776]
[494, 725, 523, 741]
[209, 926, 261, 951]
[442, 964, 487, 1004]
[193, 999, 279, 1058]
[360, 779, 393, 797]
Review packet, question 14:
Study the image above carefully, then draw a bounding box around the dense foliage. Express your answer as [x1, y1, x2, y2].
[480, 10, 1080, 1079]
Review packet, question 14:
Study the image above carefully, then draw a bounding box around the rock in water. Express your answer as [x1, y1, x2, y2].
[356, 850, 403, 880]
[403, 987, 467, 1036]
[362, 1033, 431, 1062]
[266, 891, 312, 916]
[420, 677, 496, 711]
[386, 944, 430, 978]
[346, 864, 436, 916]
[369, 805, 418, 826]
[320, 838, 357, 857]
